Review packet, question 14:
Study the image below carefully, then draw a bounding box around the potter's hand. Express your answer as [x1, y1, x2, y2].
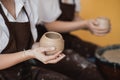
[27, 47, 65, 64]
[86, 19, 111, 36]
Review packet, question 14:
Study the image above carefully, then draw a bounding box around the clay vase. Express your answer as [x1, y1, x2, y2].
[96, 17, 110, 29]
[39, 31, 64, 55]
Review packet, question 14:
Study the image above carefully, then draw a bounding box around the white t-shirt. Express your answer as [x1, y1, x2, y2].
[0, 0, 61, 53]
[61, 0, 80, 12]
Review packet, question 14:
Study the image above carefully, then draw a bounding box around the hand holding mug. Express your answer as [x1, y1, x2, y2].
[26, 47, 65, 64]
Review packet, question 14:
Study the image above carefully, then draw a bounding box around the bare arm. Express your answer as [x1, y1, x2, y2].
[44, 18, 110, 36]
[45, 20, 87, 33]
[0, 51, 32, 70]
[0, 46, 65, 70]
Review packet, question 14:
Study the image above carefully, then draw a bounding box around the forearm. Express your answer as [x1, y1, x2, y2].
[0, 50, 33, 70]
[45, 20, 87, 33]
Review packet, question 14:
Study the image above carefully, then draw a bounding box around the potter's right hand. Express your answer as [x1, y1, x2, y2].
[27, 47, 65, 64]
[85, 19, 111, 36]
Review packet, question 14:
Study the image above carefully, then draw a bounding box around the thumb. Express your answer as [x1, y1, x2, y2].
[92, 19, 99, 26]
[38, 47, 55, 52]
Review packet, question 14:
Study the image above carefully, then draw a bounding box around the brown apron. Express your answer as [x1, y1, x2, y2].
[0, 5, 33, 80]
[0, 5, 74, 80]
[57, 0, 75, 21]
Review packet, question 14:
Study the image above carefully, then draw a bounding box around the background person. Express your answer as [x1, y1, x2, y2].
[34, 0, 111, 80]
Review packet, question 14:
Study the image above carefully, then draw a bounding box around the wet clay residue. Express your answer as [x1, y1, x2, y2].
[102, 49, 120, 63]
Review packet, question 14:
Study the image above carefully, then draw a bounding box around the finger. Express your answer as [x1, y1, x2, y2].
[45, 51, 62, 62]
[90, 29, 108, 36]
[93, 33, 108, 36]
[93, 19, 99, 25]
[45, 54, 66, 64]
[36, 47, 55, 52]
[93, 27, 111, 33]
[88, 19, 98, 26]
[92, 29, 110, 34]
[92, 32, 107, 35]
[91, 27, 111, 34]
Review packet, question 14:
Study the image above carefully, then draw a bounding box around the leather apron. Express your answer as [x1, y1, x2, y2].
[0, 5, 33, 80]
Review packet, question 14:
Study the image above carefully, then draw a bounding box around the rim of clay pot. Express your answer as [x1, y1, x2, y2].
[44, 31, 63, 40]
[95, 44, 120, 67]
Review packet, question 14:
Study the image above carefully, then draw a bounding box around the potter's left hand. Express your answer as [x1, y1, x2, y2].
[31, 42, 65, 64]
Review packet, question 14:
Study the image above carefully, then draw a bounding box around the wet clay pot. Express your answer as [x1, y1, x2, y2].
[39, 31, 64, 55]
[95, 45, 120, 80]
[96, 17, 110, 29]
